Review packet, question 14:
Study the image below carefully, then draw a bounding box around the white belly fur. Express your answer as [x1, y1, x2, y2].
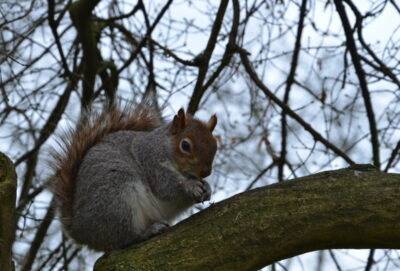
[124, 181, 187, 233]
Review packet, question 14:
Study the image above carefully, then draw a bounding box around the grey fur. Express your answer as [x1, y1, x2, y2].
[68, 124, 211, 251]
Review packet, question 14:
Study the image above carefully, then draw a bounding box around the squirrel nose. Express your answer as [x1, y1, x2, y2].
[199, 166, 211, 178]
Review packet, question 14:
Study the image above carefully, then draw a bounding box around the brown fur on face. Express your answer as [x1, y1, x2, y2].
[169, 109, 217, 179]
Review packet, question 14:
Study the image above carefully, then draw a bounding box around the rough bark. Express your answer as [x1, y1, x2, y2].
[0, 152, 17, 271]
[95, 165, 400, 271]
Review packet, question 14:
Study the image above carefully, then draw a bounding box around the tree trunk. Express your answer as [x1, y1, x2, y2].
[94, 165, 400, 271]
[0, 152, 17, 271]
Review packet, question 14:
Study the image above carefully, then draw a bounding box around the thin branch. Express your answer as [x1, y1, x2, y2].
[384, 139, 400, 172]
[279, 0, 308, 182]
[35, 242, 65, 271]
[343, 0, 400, 88]
[15, 63, 82, 209]
[117, 0, 173, 73]
[187, 0, 230, 115]
[21, 199, 56, 271]
[48, 0, 71, 77]
[333, 0, 380, 168]
[15, 62, 81, 166]
[238, 48, 355, 165]
[245, 161, 276, 191]
[364, 249, 375, 271]
[202, 0, 241, 92]
[141, 2, 157, 103]
[390, 0, 400, 13]
[95, 0, 142, 22]
[328, 250, 343, 271]
[149, 38, 200, 66]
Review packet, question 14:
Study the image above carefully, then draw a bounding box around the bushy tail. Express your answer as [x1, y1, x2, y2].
[49, 105, 163, 230]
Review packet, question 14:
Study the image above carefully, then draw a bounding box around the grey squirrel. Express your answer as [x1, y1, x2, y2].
[50, 106, 217, 251]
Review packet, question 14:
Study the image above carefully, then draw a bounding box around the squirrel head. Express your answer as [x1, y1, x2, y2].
[169, 108, 217, 179]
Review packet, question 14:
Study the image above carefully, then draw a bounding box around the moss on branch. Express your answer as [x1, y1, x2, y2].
[95, 166, 400, 271]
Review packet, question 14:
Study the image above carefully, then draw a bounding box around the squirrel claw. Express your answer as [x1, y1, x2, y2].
[184, 179, 211, 203]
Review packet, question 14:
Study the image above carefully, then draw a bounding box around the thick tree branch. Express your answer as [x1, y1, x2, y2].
[95, 165, 400, 271]
[69, 0, 101, 108]
[0, 153, 17, 271]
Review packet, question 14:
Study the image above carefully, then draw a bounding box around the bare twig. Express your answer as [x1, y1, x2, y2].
[239, 48, 355, 165]
[384, 140, 400, 172]
[187, 0, 230, 115]
[333, 0, 380, 168]
[328, 250, 343, 271]
[279, 0, 308, 182]
[202, 0, 241, 92]
[364, 249, 375, 271]
[117, 0, 174, 73]
[48, 0, 71, 77]
[21, 199, 56, 271]
[343, 0, 400, 88]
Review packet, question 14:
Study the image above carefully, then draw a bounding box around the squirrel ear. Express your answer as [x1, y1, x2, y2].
[207, 114, 217, 132]
[170, 108, 186, 134]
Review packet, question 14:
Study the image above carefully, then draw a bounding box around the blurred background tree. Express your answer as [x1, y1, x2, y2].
[0, 0, 399, 270]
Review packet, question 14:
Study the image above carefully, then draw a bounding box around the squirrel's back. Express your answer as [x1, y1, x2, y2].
[50, 105, 163, 231]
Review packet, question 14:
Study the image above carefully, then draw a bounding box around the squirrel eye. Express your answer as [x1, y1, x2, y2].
[180, 139, 191, 153]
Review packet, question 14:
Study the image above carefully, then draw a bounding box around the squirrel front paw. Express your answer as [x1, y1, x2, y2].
[184, 179, 211, 203]
[146, 221, 170, 238]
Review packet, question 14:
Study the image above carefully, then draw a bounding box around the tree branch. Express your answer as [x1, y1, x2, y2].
[384, 139, 400, 172]
[69, 0, 102, 109]
[333, 0, 380, 168]
[238, 49, 355, 165]
[187, 0, 230, 115]
[48, 0, 71, 77]
[117, 0, 173, 73]
[201, 0, 240, 94]
[0, 152, 17, 271]
[279, 0, 308, 181]
[21, 199, 56, 271]
[15, 62, 82, 209]
[95, 165, 400, 271]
